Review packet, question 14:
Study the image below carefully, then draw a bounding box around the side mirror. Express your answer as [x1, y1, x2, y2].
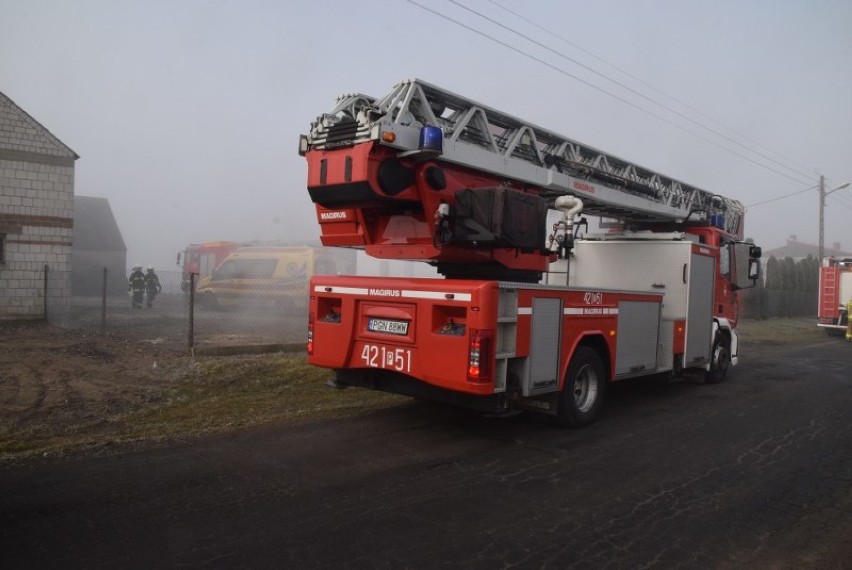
[730, 241, 761, 290]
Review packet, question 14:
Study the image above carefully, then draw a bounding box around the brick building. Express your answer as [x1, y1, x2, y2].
[0, 92, 77, 320]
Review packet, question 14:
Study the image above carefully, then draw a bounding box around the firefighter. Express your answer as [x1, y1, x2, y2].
[128, 264, 146, 308]
[145, 266, 162, 308]
[846, 300, 852, 342]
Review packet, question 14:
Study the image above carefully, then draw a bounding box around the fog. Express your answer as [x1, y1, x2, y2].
[2, 0, 851, 272]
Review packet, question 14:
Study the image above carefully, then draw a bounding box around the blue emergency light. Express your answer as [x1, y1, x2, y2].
[419, 125, 443, 154]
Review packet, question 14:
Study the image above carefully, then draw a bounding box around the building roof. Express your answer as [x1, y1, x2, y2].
[763, 237, 852, 260]
[73, 196, 126, 252]
[0, 91, 79, 159]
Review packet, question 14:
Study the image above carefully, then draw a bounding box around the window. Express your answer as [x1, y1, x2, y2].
[719, 244, 730, 278]
[212, 259, 277, 280]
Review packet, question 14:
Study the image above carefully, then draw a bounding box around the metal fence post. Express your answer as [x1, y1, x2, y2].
[43, 264, 49, 321]
[188, 272, 196, 356]
[101, 267, 108, 335]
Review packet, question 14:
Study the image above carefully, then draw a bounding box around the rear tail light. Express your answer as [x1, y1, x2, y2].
[467, 329, 493, 383]
[307, 311, 315, 354]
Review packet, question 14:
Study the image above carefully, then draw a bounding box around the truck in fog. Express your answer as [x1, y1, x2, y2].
[818, 256, 852, 336]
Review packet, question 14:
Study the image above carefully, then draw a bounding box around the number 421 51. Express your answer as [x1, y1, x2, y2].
[360, 344, 412, 373]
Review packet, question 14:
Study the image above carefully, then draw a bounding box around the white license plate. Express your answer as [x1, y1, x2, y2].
[368, 318, 409, 335]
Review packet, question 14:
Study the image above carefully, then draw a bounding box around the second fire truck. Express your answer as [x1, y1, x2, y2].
[300, 79, 762, 426]
[176, 241, 242, 292]
[818, 256, 852, 338]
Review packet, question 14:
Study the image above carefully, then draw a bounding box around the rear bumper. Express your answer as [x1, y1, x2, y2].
[335, 368, 509, 414]
[818, 310, 848, 330]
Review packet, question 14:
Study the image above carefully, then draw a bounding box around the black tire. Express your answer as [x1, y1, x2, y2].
[556, 346, 606, 428]
[706, 333, 731, 384]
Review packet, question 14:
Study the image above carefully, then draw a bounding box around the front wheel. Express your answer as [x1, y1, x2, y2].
[556, 346, 606, 428]
[706, 333, 731, 384]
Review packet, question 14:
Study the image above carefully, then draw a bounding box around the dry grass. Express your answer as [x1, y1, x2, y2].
[737, 317, 828, 344]
[2, 317, 834, 460]
[115, 354, 406, 440]
[1, 353, 405, 459]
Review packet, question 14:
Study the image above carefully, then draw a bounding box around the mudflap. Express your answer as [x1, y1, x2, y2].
[514, 392, 560, 416]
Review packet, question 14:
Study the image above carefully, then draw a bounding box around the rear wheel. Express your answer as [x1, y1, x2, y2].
[706, 333, 731, 384]
[556, 347, 606, 427]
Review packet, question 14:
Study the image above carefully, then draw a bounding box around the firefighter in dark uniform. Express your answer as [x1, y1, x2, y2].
[145, 266, 162, 308]
[128, 264, 145, 308]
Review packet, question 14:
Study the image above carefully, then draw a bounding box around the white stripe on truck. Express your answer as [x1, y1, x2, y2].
[313, 285, 472, 302]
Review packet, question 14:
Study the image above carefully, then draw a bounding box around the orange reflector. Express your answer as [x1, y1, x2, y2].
[382, 131, 397, 143]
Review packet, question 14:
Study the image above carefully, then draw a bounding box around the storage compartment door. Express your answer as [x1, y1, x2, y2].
[523, 297, 562, 396]
[615, 300, 661, 377]
[685, 254, 715, 366]
[841, 272, 852, 305]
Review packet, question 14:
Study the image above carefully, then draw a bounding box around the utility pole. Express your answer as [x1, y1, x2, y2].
[819, 174, 826, 261]
[819, 177, 851, 261]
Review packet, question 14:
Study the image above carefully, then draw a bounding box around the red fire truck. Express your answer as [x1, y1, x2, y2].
[300, 79, 761, 426]
[176, 241, 242, 292]
[818, 257, 852, 335]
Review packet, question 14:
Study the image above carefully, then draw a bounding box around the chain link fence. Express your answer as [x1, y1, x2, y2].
[61, 268, 308, 353]
[53, 266, 821, 352]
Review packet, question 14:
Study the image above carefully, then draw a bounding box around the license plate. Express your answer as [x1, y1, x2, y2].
[368, 318, 409, 335]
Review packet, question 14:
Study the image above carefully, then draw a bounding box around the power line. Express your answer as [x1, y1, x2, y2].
[407, 0, 815, 187]
[833, 192, 852, 205]
[829, 194, 852, 211]
[825, 178, 852, 210]
[746, 185, 817, 210]
[452, 0, 815, 184]
[486, 0, 819, 180]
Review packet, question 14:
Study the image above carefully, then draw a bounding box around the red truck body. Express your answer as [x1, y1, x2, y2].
[818, 257, 852, 332]
[300, 79, 761, 425]
[176, 241, 242, 292]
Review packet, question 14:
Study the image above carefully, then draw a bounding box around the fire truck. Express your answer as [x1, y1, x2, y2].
[176, 241, 242, 292]
[300, 79, 762, 426]
[818, 257, 852, 335]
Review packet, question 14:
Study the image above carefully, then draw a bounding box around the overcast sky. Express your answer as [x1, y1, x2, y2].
[2, 0, 851, 272]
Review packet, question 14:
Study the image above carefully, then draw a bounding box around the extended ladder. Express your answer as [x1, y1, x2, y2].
[306, 79, 745, 237]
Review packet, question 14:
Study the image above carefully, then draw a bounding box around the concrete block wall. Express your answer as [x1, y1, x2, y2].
[0, 92, 76, 320]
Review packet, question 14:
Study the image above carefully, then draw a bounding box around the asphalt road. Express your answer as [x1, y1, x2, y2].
[2, 338, 852, 569]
